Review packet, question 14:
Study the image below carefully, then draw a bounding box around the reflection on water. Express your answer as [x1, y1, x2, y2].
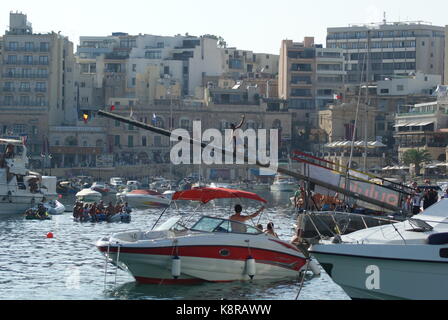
[0, 190, 349, 300]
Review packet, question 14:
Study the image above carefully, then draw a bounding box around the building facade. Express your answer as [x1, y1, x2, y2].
[0, 12, 75, 164]
[327, 21, 445, 83]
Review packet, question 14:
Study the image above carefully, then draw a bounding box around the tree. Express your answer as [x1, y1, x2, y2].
[402, 149, 432, 176]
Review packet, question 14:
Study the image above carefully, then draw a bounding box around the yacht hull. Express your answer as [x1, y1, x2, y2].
[97, 235, 307, 284]
[310, 244, 448, 300]
[0, 194, 57, 215]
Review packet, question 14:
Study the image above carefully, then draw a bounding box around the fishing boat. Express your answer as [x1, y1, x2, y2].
[75, 188, 102, 203]
[309, 199, 448, 300]
[0, 139, 58, 215]
[116, 189, 171, 209]
[96, 187, 318, 284]
[270, 174, 297, 192]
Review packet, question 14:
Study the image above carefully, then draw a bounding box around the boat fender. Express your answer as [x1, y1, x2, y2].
[172, 256, 181, 279]
[246, 256, 256, 280]
[308, 260, 321, 276]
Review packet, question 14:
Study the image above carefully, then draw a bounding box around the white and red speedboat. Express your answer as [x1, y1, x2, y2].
[116, 189, 171, 209]
[96, 187, 317, 285]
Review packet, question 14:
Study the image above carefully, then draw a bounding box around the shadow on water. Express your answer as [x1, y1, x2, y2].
[104, 273, 319, 301]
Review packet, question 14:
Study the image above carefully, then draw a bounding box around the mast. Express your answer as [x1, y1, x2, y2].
[97, 110, 402, 212]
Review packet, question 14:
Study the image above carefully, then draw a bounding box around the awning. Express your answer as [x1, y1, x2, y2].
[394, 123, 409, 128]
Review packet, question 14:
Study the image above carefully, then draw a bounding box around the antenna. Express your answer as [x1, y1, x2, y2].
[383, 12, 387, 25]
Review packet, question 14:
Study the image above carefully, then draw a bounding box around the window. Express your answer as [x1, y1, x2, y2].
[39, 56, 49, 65]
[115, 120, 121, 127]
[25, 42, 34, 51]
[145, 50, 162, 59]
[36, 82, 47, 92]
[142, 136, 147, 147]
[19, 95, 30, 105]
[40, 42, 49, 51]
[8, 42, 18, 51]
[380, 89, 389, 94]
[24, 55, 33, 65]
[19, 82, 30, 92]
[13, 124, 27, 134]
[397, 85, 404, 91]
[7, 55, 17, 64]
[128, 136, 134, 147]
[114, 135, 120, 146]
[132, 64, 137, 72]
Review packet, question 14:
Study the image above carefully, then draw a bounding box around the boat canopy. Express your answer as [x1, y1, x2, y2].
[172, 187, 267, 204]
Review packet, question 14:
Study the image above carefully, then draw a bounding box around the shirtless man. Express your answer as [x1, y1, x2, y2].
[230, 204, 265, 233]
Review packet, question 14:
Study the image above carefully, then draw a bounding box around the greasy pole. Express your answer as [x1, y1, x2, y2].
[97, 110, 400, 212]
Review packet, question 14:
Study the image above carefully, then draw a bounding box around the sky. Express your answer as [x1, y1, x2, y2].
[1, 0, 447, 54]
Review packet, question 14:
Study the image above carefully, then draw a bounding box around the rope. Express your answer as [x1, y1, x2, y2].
[295, 259, 310, 300]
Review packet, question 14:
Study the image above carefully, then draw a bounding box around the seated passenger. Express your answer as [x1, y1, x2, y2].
[264, 222, 279, 238]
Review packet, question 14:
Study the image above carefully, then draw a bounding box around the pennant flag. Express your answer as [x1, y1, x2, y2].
[83, 113, 89, 124]
[152, 113, 157, 125]
[110, 105, 116, 111]
[21, 136, 28, 146]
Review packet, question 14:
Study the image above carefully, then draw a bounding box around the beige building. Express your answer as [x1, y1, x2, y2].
[0, 12, 75, 163]
[445, 25, 448, 85]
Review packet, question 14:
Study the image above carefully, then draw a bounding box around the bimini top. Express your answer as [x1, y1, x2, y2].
[173, 187, 267, 204]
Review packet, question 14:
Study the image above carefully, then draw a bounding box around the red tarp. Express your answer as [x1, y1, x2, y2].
[173, 187, 267, 204]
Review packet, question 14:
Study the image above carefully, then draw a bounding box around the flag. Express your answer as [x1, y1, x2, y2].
[21, 136, 28, 146]
[333, 93, 342, 100]
[152, 113, 157, 125]
[110, 105, 116, 111]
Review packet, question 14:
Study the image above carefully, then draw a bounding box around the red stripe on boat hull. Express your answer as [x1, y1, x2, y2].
[99, 245, 305, 271]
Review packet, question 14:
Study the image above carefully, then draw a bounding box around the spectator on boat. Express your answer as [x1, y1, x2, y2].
[105, 202, 114, 217]
[90, 203, 98, 222]
[411, 189, 423, 216]
[36, 203, 47, 219]
[264, 222, 279, 238]
[230, 204, 265, 233]
[293, 187, 305, 209]
[123, 202, 132, 214]
[82, 204, 90, 222]
[423, 188, 438, 209]
[256, 224, 264, 231]
[4, 144, 15, 159]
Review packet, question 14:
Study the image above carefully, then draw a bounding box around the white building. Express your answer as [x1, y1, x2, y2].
[377, 71, 441, 96]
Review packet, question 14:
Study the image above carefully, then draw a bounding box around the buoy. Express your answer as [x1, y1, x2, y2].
[246, 256, 256, 280]
[58, 194, 63, 199]
[172, 256, 181, 279]
[308, 260, 321, 276]
[46, 232, 54, 239]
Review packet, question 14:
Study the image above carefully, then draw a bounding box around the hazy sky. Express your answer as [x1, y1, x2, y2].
[1, 0, 447, 54]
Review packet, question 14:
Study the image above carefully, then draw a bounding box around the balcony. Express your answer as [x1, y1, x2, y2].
[4, 46, 50, 53]
[2, 73, 49, 79]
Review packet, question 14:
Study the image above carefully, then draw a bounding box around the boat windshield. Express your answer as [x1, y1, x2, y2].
[190, 216, 262, 235]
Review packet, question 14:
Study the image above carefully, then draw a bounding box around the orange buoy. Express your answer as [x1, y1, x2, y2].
[46, 232, 54, 239]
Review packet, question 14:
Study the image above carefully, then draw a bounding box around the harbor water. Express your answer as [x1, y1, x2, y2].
[0, 190, 350, 300]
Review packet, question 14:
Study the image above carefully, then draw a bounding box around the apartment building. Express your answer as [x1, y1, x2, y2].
[327, 20, 445, 83]
[0, 12, 75, 160]
[445, 25, 448, 85]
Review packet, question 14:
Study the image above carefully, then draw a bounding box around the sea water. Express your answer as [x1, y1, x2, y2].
[0, 191, 350, 300]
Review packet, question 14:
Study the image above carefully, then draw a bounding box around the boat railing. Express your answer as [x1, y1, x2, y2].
[297, 210, 404, 243]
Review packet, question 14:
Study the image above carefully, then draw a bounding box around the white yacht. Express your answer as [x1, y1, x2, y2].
[310, 199, 448, 300]
[0, 139, 58, 214]
[270, 174, 297, 192]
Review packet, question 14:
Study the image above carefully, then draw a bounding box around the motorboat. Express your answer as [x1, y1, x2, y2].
[270, 174, 297, 192]
[116, 189, 171, 209]
[91, 182, 112, 195]
[110, 177, 125, 192]
[43, 200, 65, 215]
[309, 199, 448, 300]
[0, 139, 58, 215]
[96, 187, 319, 285]
[75, 188, 102, 203]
